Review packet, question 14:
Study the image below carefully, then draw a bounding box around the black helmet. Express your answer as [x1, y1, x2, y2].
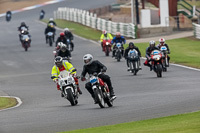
[129, 42, 134, 47]
[21, 22, 26, 26]
[54, 56, 63, 67]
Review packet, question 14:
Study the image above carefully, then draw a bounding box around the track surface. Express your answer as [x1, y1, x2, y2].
[0, 0, 200, 133]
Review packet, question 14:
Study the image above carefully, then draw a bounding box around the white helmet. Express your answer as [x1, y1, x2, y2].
[64, 28, 69, 31]
[159, 38, 165, 43]
[49, 18, 54, 21]
[83, 54, 93, 65]
[60, 43, 67, 52]
[57, 42, 63, 47]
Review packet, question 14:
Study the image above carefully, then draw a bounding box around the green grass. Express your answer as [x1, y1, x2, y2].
[60, 111, 200, 133]
[43, 19, 200, 68]
[43, 19, 102, 41]
[0, 97, 17, 110]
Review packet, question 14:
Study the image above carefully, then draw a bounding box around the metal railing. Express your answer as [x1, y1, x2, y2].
[193, 23, 200, 39]
[54, 7, 136, 38]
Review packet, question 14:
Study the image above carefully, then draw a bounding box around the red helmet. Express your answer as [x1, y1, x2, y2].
[60, 32, 65, 37]
[102, 30, 107, 34]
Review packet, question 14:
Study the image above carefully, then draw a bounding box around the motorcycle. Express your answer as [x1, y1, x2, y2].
[160, 46, 169, 72]
[39, 12, 45, 20]
[51, 70, 79, 106]
[66, 39, 73, 52]
[88, 72, 113, 108]
[102, 39, 112, 56]
[128, 49, 140, 75]
[115, 43, 123, 62]
[6, 13, 11, 22]
[150, 50, 163, 77]
[21, 34, 31, 51]
[46, 32, 54, 47]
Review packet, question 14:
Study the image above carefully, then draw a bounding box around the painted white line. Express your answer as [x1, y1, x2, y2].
[0, 96, 22, 112]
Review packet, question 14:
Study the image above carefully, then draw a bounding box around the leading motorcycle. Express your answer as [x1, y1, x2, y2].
[51, 70, 79, 106]
[88, 72, 114, 108]
[150, 50, 163, 77]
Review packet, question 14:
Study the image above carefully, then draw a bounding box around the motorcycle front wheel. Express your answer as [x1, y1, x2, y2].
[94, 88, 105, 108]
[66, 89, 76, 106]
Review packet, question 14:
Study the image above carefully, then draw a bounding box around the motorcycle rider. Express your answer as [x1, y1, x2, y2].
[157, 38, 170, 62]
[64, 28, 74, 51]
[6, 10, 12, 21]
[111, 32, 126, 57]
[81, 54, 116, 103]
[100, 30, 113, 51]
[51, 56, 82, 95]
[40, 9, 45, 20]
[48, 18, 56, 26]
[55, 32, 67, 47]
[144, 40, 160, 71]
[45, 23, 56, 43]
[18, 22, 31, 43]
[57, 43, 72, 61]
[124, 42, 142, 71]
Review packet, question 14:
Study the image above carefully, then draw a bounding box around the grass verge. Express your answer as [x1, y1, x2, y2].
[60, 111, 200, 133]
[0, 97, 18, 110]
[43, 19, 200, 68]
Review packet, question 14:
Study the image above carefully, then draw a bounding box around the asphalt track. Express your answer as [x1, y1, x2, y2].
[0, 0, 200, 133]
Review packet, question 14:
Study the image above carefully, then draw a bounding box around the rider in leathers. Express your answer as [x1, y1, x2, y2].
[124, 42, 142, 71]
[45, 23, 56, 43]
[157, 38, 170, 62]
[144, 40, 160, 71]
[111, 32, 126, 57]
[64, 28, 74, 51]
[55, 32, 67, 47]
[57, 43, 71, 60]
[81, 54, 116, 103]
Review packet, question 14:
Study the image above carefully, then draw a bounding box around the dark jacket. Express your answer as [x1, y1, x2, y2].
[81, 60, 107, 77]
[145, 46, 160, 58]
[64, 31, 74, 40]
[18, 25, 29, 31]
[57, 49, 71, 58]
[124, 46, 141, 59]
[56, 36, 67, 47]
[157, 43, 170, 53]
[111, 36, 126, 44]
[45, 26, 55, 34]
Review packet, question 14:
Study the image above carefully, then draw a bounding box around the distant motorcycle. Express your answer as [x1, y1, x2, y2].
[46, 32, 54, 46]
[160, 46, 169, 72]
[115, 43, 123, 62]
[21, 34, 31, 51]
[150, 50, 163, 77]
[39, 11, 45, 20]
[88, 72, 114, 108]
[66, 39, 73, 52]
[6, 12, 12, 22]
[128, 49, 140, 75]
[51, 70, 79, 106]
[102, 39, 112, 56]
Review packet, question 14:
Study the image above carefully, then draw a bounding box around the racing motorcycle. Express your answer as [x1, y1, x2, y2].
[115, 43, 123, 62]
[150, 50, 163, 77]
[39, 11, 45, 20]
[128, 49, 140, 75]
[102, 39, 112, 56]
[6, 13, 11, 22]
[66, 39, 73, 52]
[160, 46, 169, 72]
[21, 34, 31, 51]
[51, 70, 79, 106]
[46, 32, 54, 46]
[88, 72, 114, 108]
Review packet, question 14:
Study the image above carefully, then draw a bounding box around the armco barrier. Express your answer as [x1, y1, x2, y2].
[54, 7, 136, 38]
[193, 23, 200, 39]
